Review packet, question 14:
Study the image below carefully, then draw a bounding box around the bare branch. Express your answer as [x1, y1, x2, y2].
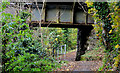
[34, 0, 46, 47]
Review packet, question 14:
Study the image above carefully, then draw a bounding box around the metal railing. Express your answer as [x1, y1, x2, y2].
[52, 44, 66, 59]
[57, 44, 66, 56]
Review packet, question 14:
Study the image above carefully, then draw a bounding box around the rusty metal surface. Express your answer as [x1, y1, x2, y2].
[29, 21, 93, 28]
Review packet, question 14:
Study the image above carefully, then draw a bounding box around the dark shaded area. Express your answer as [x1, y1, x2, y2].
[75, 26, 93, 61]
[29, 22, 93, 28]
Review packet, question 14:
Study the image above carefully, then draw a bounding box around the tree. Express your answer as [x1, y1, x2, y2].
[86, 1, 120, 71]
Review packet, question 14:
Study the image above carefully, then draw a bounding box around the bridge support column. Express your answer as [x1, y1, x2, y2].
[75, 26, 93, 61]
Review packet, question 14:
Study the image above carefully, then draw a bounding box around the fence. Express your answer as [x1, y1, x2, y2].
[52, 44, 66, 59]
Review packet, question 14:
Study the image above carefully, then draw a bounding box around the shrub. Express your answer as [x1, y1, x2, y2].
[86, 1, 120, 71]
[1, 2, 60, 71]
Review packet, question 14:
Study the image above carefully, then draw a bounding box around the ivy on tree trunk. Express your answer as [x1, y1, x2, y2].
[94, 2, 113, 51]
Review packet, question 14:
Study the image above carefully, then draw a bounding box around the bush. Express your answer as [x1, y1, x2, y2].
[1, 2, 60, 71]
[86, 1, 120, 71]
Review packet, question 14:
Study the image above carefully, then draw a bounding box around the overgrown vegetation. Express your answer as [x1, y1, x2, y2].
[41, 28, 77, 52]
[81, 46, 106, 61]
[1, 0, 120, 72]
[0, 2, 62, 71]
[0, 1, 78, 71]
[86, 1, 120, 71]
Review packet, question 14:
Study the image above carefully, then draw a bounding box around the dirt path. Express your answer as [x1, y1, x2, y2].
[56, 51, 103, 71]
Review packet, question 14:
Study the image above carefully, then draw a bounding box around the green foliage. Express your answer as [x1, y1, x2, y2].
[86, 1, 120, 71]
[41, 27, 77, 55]
[5, 54, 60, 71]
[1, 2, 61, 71]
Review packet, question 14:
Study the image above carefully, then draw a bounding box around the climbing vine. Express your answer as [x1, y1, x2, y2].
[86, 1, 120, 71]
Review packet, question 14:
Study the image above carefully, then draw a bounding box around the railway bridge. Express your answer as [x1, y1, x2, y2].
[2, 1, 94, 61]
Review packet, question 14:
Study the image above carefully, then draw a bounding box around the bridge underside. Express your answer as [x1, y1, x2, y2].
[29, 21, 94, 61]
[29, 21, 93, 28]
